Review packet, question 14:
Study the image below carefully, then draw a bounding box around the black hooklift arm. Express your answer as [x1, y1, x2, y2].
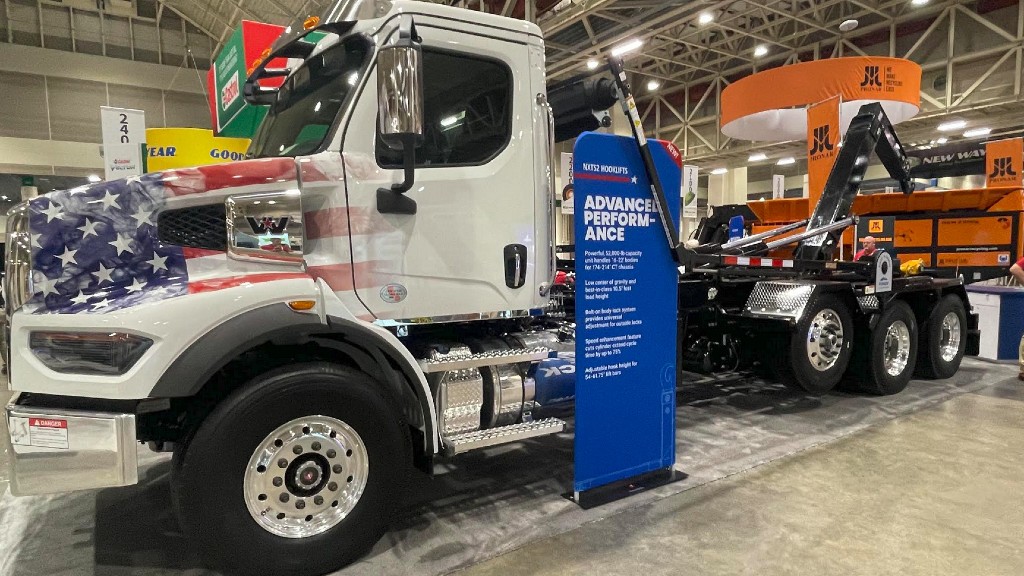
[606, 57, 685, 264]
[794, 102, 912, 261]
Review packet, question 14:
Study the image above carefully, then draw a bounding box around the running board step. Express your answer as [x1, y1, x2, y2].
[419, 347, 551, 373]
[443, 418, 566, 455]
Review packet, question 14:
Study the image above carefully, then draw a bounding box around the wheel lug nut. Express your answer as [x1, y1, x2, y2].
[326, 449, 336, 458]
[279, 493, 290, 503]
[328, 482, 338, 491]
[312, 442, 321, 451]
[295, 500, 306, 510]
[333, 465, 342, 474]
[293, 446, 303, 455]
[272, 477, 283, 487]
[278, 458, 288, 468]
[314, 496, 324, 505]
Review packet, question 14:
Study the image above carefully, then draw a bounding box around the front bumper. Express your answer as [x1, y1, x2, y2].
[5, 394, 138, 496]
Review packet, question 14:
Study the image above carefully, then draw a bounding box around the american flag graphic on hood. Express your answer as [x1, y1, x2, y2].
[23, 157, 305, 314]
[26, 174, 189, 314]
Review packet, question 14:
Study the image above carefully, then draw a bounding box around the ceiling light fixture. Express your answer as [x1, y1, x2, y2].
[754, 45, 768, 57]
[838, 19, 859, 32]
[776, 157, 796, 166]
[698, 12, 714, 25]
[911, 0, 929, 6]
[937, 119, 966, 132]
[586, 59, 599, 70]
[711, 168, 729, 175]
[611, 38, 643, 57]
[963, 127, 992, 138]
[647, 80, 661, 91]
[936, 137, 948, 144]
[748, 152, 767, 162]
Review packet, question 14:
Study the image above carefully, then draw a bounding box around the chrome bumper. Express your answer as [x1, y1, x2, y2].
[5, 394, 138, 496]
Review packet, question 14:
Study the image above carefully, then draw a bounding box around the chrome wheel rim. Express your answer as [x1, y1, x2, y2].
[883, 320, 911, 377]
[939, 312, 962, 362]
[243, 415, 368, 538]
[806, 308, 845, 372]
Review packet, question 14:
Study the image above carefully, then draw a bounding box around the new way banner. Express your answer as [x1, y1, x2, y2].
[573, 132, 680, 494]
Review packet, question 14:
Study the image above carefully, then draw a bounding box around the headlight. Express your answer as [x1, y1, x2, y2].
[29, 332, 153, 376]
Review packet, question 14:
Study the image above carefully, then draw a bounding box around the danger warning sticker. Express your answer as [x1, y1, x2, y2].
[9, 417, 70, 449]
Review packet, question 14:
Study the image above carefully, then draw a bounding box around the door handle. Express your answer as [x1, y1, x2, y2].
[504, 244, 528, 289]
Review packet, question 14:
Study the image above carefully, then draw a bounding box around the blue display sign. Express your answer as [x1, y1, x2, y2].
[728, 215, 745, 242]
[573, 133, 680, 494]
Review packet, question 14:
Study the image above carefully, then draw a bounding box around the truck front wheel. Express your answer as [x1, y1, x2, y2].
[171, 363, 407, 575]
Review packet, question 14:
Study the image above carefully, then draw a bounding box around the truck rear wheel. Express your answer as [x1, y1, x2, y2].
[171, 363, 407, 575]
[916, 294, 967, 379]
[777, 294, 854, 395]
[848, 300, 918, 395]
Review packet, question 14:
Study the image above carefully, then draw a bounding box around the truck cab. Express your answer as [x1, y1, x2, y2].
[4, 2, 567, 574]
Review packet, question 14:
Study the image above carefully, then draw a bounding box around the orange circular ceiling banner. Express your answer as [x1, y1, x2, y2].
[721, 57, 921, 141]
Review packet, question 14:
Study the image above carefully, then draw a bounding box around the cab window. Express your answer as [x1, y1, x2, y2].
[377, 49, 513, 168]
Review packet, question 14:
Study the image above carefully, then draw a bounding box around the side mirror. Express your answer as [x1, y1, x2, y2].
[377, 44, 424, 149]
[375, 16, 422, 215]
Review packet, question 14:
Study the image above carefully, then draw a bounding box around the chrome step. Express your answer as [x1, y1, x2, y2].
[418, 347, 551, 374]
[443, 418, 566, 455]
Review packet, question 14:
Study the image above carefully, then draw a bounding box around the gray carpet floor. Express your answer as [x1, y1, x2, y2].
[0, 358, 1008, 576]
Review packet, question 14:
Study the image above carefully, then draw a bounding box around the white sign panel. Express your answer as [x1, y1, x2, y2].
[772, 174, 786, 199]
[101, 107, 146, 181]
[104, 143, 144, 181]
[682, 164, 698, 218]
[560, 152, 574, 216]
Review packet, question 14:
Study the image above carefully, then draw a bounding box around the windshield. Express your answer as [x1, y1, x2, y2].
[249, 35, 371, 158]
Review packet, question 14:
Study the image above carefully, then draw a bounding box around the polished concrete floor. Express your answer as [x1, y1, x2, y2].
[458, 377, 1024, 576]
[1, 360, 1022, 575]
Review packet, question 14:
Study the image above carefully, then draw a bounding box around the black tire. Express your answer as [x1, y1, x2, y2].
[847, 300, 918, 395]
[916, 294, 967, 379]
[777, 293, 854, 395]
[171, 363, 407, 576]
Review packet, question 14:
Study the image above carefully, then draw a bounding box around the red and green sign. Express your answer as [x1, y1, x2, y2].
[208, 21, 287, 138]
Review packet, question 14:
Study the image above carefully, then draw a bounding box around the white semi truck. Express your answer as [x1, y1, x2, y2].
[2, 1, 978, 575]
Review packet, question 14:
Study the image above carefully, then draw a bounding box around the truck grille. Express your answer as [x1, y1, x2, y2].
[157, 204, 227, 251]
[5, 203, 32, 315]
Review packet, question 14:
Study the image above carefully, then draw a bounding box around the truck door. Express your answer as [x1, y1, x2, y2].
[338, 24, 539, 322]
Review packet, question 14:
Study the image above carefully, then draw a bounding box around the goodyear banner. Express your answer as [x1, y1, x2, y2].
[806, 95, 840, 216]
[573, 132, 679, 497]
[985, 137, 1023, 188]
[145, 128, 250, 171]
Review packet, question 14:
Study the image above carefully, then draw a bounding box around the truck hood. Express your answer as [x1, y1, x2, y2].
[23, 157, 299, 314]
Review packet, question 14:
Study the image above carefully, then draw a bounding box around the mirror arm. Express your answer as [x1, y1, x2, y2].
[377, 133, 418, 215]
[391, 133, 417, 194]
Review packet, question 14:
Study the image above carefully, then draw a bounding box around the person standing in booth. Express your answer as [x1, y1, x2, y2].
[1008, 257, 1024, 380]
[854, 236, 877, 261]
